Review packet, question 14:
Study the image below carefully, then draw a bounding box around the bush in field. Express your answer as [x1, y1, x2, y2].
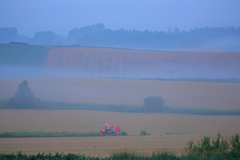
[143, 95, 165, 112]
[185, 133, 240, 158]
[120, 131, 128, 136]
[139, 130, 151, 136]
[8, 80, 41, 109]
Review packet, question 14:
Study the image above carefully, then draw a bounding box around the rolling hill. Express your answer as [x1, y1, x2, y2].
[0, 43, 240, 79]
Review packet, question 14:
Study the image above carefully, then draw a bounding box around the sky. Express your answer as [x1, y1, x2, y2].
[0, 0, 240, 37]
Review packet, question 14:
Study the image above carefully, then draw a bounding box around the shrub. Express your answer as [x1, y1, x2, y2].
[230, 133, 240, 158]
[120, 131, 128, 136]
[185, 133, 240, 158]
[140, 130, 151, 136]
[143, 95, 165, 112]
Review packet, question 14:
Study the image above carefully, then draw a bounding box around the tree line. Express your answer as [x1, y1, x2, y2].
[0, 23, 240, 51]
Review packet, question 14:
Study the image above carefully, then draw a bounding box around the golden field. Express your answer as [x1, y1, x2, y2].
[43, 47, 240, 79]
[0, 110, 240, 156]
[1, 78, 240, 156]
[0, 78, 240, 109]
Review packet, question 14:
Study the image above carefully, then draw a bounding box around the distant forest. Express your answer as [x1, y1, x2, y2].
[0, 23, 240, 51]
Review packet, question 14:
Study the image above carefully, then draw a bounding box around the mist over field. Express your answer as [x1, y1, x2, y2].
[1, 1, 240, 80]
[1, 1, 240, 157]
[0, 0, 240, 106]
[1, 25, 240, 52]
[1, 44, 240, 79]
[1, 0, 240, 51]
[1, 1, 240, 35]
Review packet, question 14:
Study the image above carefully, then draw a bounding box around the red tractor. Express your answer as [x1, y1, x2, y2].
[97, 122, 120, 135]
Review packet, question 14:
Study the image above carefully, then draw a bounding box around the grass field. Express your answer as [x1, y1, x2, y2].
[1, 78, 240, 110]
[0, 110, 239, 156]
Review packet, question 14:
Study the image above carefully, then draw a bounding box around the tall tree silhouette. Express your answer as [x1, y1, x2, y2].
[8, 80, 41, 109]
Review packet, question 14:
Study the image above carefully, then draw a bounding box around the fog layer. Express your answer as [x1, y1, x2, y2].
[1, 44, 239, 79]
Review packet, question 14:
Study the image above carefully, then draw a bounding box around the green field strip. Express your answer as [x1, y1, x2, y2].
[0, 44, 50, 67]
[0, 131, 104, 138]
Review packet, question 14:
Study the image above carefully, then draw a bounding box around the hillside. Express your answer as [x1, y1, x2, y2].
[0, 43, 240, 79]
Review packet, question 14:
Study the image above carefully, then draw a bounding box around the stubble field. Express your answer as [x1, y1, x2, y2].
[0, 110, 240, 156]
[0, 78, 240, 156]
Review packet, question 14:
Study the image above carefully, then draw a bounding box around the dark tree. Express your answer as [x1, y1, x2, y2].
[143, 95, 165, 112]
[67, 23, 105, 43]
[8, 80, 41, 109]
[34, 30, 61, 45]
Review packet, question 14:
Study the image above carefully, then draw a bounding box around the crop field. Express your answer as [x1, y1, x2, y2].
[1, 44, 240, 79]
[43, 47, 240, 79]
[1, 78, 240, 109]
[1, 77, 240, 156]
[0, 110, 240, 157]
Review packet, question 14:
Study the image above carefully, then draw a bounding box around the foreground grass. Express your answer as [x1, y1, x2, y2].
[0, 151, 239, 160]
[0, 131, 127, 138]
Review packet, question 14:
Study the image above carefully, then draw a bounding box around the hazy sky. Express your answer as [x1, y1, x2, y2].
[1, 0, 240, 37]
